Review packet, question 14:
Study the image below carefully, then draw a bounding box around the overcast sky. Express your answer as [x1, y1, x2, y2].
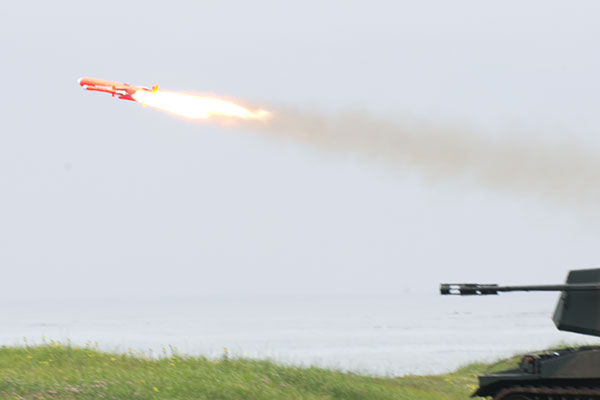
[1, 1, 600, 298]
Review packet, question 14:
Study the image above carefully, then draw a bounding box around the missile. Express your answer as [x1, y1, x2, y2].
[78, 77, 158, 101]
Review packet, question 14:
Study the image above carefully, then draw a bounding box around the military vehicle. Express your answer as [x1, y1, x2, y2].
[441, 268, 600, 399]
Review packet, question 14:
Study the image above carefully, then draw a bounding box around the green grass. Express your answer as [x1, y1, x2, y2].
[0, 344, 522, 399]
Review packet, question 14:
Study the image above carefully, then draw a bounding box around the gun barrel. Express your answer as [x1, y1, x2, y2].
[440, 283, 600, 295]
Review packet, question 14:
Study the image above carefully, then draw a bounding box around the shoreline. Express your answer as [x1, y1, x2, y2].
[0, 344, 524, 399]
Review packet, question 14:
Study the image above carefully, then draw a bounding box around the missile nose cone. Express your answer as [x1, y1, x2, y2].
[78, 77, 89, 90]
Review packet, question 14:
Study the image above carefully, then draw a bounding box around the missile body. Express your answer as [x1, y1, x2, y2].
[78, 77, 158, 101]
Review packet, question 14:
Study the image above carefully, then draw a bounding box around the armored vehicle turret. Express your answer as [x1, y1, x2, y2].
[441, 268, 600, 399]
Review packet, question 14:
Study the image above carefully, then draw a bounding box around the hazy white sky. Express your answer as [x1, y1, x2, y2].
[1, 1, 599, 298]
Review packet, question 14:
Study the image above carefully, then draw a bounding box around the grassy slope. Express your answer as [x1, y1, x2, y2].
[0, 345, 520, 400]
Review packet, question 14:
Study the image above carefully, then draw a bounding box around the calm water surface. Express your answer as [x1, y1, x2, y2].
[2, 293, 594, 376]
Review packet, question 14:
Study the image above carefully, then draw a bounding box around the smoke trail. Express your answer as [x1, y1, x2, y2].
[250, 106, 600, 207]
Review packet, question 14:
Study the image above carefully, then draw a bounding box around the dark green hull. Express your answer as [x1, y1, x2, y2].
[476, 347, 600, 398]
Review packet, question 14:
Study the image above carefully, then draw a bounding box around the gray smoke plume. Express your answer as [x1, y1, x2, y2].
[249, 106, 600, 207]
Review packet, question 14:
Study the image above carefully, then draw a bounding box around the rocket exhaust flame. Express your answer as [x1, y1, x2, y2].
[132, 90, 270, 121]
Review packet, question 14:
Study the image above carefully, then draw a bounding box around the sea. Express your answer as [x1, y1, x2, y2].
[2, 292, 595, 376]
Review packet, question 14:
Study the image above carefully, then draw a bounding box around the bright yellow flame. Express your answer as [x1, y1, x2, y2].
[132, 90, 270, 121]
